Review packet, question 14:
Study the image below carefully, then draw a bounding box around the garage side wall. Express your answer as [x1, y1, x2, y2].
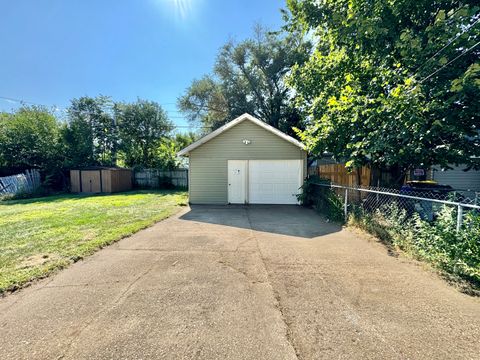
[189, 120, 307, 204]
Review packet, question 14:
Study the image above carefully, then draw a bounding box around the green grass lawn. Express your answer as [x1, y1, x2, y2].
[0, 190, 187, 294]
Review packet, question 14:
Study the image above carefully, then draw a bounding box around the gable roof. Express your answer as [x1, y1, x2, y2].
[177, 113, 305, 156]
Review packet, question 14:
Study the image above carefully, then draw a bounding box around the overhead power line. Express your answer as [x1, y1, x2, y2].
[0, 95, 183, 115]
[0, 95, 46, 107]
[0, 96, 209, 129]
[417, 39, 480, 84]
[0, 95, 180, 109]
[413, 16, 480, 75]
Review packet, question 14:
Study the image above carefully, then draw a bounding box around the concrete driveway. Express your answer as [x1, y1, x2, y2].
[1, 206, 479, 359]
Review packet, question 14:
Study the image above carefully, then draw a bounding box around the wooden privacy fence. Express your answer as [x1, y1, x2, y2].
[0, 169, 41, 195]
[309, 164, 371, 187]
[134, 169, 188, 189]
[309, 164, 371, 203]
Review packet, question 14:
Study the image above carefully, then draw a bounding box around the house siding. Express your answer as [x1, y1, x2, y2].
[189, 120, 307, 204]
[432, 165, 480, 192]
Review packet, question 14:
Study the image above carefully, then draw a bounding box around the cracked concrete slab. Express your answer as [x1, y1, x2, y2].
[0, 205, 479, 359]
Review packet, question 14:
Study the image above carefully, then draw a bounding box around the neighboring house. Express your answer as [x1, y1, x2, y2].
[309, 157, 480, 193]
[178, 113, 307, 204]
[432, 165, 480, 192]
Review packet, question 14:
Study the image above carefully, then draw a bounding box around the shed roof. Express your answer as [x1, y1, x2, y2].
[70, 166, 131, 171]
[177, 113, 305, 156]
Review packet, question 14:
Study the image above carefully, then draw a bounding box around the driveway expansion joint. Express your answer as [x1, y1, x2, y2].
[244, 207, 301, 359]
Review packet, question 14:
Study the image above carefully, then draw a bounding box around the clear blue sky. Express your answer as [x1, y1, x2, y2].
[0, 0, 285, 129]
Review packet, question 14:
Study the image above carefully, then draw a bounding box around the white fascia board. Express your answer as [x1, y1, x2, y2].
[177, 113, 305, 156]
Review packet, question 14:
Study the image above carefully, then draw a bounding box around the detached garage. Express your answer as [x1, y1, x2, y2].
[178, 113, 307, 204]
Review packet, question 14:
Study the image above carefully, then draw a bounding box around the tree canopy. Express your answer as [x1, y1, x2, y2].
[62, 96, 116, 167]
[115, 99, 173, 168]
[61, 97, 182, 169]
[178, 26, 311, 136]
[3, 2, 479, 190]
[0, 106, 63, 171]
[153, 132, 198, 170]
[0, 97, 195, 186]
[286, 0, 480, 177]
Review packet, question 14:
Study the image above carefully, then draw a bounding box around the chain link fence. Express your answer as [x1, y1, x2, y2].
[308, 181, 480, 290]
[312, 182, 479, 232]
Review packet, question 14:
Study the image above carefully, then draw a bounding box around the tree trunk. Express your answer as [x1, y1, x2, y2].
[370, 165, 406, 188]
[370, 166, 381, 188]
[356, 167, 362, 186]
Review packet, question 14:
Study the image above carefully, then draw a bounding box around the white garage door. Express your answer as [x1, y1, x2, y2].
[248, 160, 302, 204]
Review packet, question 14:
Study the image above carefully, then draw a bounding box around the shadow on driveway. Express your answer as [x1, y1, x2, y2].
[179, 204, 342, 238]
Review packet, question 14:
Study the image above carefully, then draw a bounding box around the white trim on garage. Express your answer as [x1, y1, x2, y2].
[178, 113, 305, 156]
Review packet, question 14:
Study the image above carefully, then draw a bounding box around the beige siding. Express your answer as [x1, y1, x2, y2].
[70, 170, 80, 192]
[189, 120, 307, 204]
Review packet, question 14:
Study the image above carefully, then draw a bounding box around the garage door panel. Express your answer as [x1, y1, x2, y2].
[248, 160, 301, 204]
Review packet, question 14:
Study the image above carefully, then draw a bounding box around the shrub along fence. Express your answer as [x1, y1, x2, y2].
[0, 169, 41, 196]
[304, 180, 480, 292]
[134, 169, 188, 189]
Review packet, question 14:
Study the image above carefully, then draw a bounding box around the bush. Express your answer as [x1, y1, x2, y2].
[298, 176, 345, 222]
[297, 175, 321, 206]
[157, 176, 176, 190]
[315, 187, 345, 222]
[300, 178, 480, 291]
[0, 107, 64, 180]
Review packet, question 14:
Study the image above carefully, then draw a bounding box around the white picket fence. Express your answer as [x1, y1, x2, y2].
[0, 169, 41, 195]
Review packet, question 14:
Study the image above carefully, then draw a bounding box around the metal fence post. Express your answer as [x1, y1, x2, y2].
[344, 188, 348, 221]
[456, 204, 463, 233]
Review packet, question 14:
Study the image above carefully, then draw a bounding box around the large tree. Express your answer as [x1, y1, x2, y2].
[0, 106, 63, 171]
[286, 0, 480, 183]
[115, 99, 173, 168]
[178, 26, 311, 136]
[63, 96, 116, 167]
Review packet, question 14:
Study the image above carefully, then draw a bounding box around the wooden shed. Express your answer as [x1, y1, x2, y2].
[70, 167, 132, 193]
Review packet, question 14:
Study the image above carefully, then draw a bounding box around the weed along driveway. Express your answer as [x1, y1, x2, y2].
[1, 206, 479, 359]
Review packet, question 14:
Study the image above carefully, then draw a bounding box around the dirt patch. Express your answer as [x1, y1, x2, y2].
[17, 254, 59, 269]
